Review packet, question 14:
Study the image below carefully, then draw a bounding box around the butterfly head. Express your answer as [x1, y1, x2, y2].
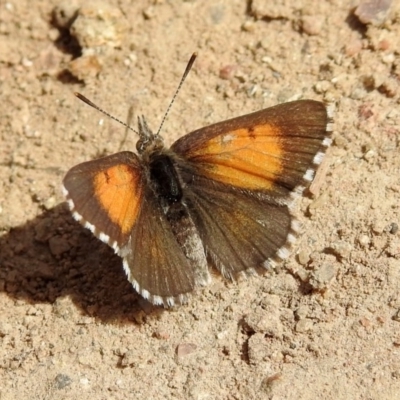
[136, 115, 164, 155]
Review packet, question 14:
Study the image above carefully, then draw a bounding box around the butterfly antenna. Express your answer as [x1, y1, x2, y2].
[156, 52, 197, 137]
[74, 92, 138, 135]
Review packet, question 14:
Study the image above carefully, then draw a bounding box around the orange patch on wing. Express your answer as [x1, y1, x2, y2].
[94, 164, 143, 234]
[188, 124, 285, 190]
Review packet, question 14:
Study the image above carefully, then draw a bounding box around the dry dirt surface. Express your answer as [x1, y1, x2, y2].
[1, 0, 400, 399]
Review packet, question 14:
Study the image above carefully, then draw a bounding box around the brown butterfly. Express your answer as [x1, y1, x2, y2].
[63, 54, 333, 306]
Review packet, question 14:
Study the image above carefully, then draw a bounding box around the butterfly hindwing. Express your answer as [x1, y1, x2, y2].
[180, 176, 296, 279]
[122, 185, 202, 306]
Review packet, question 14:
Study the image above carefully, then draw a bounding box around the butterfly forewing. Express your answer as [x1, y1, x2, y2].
[172, 100, 329, 197]
[63, 151, 145, 249]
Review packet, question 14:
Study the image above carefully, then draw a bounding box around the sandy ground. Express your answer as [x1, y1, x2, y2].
[1, 0, 400, 399]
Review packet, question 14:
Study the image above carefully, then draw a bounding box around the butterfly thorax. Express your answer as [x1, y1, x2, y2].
[148, 152, 183, 204]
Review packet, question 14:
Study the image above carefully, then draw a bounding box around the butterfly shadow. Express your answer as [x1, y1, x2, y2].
[0, 202, 164, 323]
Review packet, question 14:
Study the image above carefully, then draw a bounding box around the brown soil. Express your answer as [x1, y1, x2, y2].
[1, 1, 400, 399]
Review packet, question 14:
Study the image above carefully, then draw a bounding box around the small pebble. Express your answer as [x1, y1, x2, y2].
[354, 0, 392, 25]
[301, 15, 323, 36]
[49, 236, 71, 256]
[176, 343, 197, 358]
[219, 64, 237, 80]
[389, 223, 398, 235]
[296, 318, 314, 333]
[309, 264, 336, 290]
[68, 54, 102, 81]
[54, 374, 72, 390]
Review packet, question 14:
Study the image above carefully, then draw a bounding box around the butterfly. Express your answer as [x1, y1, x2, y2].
[62, 54, 333, 307]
